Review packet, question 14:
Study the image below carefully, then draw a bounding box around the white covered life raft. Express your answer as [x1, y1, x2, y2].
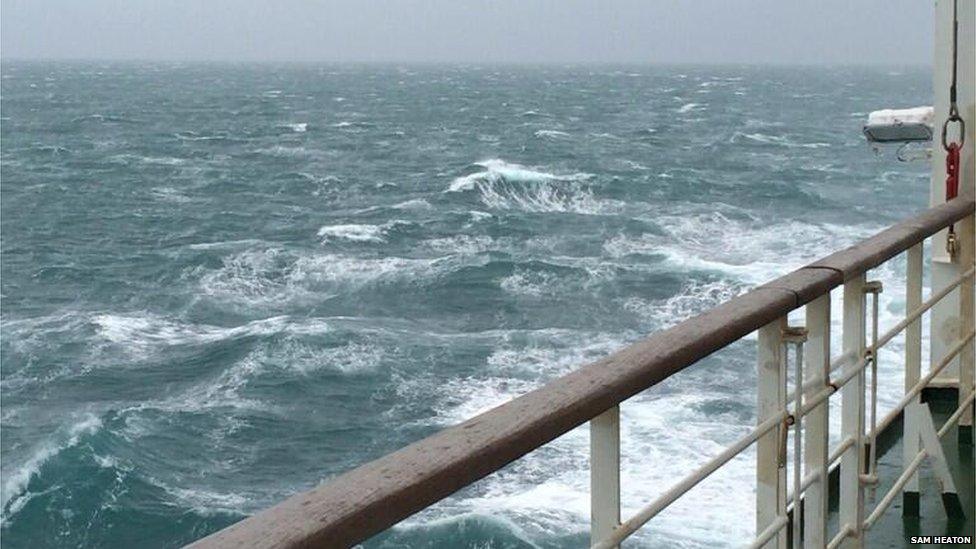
[863, 106, 934, 143]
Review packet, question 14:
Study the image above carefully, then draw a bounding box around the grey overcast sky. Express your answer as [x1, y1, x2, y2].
[1, 0, 932, 65]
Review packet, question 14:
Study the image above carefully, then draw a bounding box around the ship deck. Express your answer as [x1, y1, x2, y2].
[825, 388, 974, 547]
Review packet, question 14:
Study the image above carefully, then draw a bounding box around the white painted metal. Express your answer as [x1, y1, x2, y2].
[756, 318, 787, 549]
[863, 449, 927, 530]
[916, 402, 958, 496]
[790, 336, 803, 549]
[827, 525, 855, 549]
[938, 390, 976, 437]
[886, 331, 975, 421]
[840, 275, 866, 548]
[866, 393, 974, 530]
[864, 281, 883, 483]
[590, 406, 620, 549]
[749, 516, 789, 549]
[904, 243, 923, 497]
[874, 266, 973, 350]
[958, 214, 975, 433]
[803, 295, 830, 548]
[588, 269, 971, 548]
[930, 0, 975, 382]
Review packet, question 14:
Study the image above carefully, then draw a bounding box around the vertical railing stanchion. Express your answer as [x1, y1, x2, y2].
[903, 243, 924, 515]
[757, 318, 787, 549]
[590, 406, 620, 549]
[863, 280, 883, 483]
[958, 213, 975, 445]
[803, 294, 830, 548]
[840, 275, 866, 547]
[783, 326, 808, 549]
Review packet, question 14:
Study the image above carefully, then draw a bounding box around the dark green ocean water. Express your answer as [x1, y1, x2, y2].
[1, 62, 931, 548]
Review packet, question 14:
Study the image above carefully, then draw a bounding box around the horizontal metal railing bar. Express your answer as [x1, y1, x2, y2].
[874, 266, 975, 351]
[789, 345, 972, 509]
[748, 515, 789, 549]
[869, 331, 975, 439]
[827, 524, 854, 549]
[791, 350, 855, 409]
[188, 199, 975, 549]
[938, 390, 976, 439]
[863, 449, 927, 530]
[832, 355, 870, 392]
[591, 411, 788, 549]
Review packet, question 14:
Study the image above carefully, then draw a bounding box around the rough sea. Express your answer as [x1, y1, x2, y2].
[1, 62, 932, 548]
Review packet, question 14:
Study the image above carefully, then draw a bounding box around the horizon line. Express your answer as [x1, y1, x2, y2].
[0, 56, 933, 68]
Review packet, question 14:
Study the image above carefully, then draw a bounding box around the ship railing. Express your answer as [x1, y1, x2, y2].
[188, 197, 974, 549]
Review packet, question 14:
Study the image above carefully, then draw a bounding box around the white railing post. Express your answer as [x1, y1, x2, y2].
[803, 294, 830, 548]
[591, 406, 620, 548]
[757, 318, 787, 549]
[959, 213, 975, 445]
[840, 275, 866, 548]
[863, 280, 883, 483]
[903, 243, 924, 516]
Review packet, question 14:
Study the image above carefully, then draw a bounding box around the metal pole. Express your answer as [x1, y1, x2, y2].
[757, 318, 787, 549]
[959, 213, 975, 444]
[783, 327, 808, 549]
[590, 406, 621, 549]
[840, 275, 866, 548]
[863, 281, 883, 483]
[803, 294, 830, 547]
[903, 243, 924, 516]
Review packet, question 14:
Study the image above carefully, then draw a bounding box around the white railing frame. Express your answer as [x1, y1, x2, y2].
[588, 217, 976, 549]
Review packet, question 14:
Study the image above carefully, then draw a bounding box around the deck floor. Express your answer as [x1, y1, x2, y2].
[825, 393, 974, 548]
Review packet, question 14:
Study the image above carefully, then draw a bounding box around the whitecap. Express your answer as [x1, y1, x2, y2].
[730, 132, 830, 149]
[317, 224, 386, 243]
[91, 313, 331, 353]
[286, 122, 307, 133]
[445, 159, 614, 215]
[499, 270, 560, 298]
[391, 198, 432, 210]
[678, 102, 703, 113]
[1, 415, 103, 514]
[533, 129, 571, 139]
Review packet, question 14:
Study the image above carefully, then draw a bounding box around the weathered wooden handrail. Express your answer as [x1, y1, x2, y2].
[188, 197, 974, 549]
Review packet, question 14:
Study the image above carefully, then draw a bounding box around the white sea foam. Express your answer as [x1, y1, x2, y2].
[425, 235, 496, 255]
[91, 313, 331, 354]
[197, 247, 473, 309]
[161, 484, 249, 516]
[317, 224, 386, 243]
[533, 129, 571, 139]
[151, 186, 192, 203]
[401, 330, 757, 546]
[391, 198, 432, 210]
[730, 131, 830, 149]
[187, 239, 267, 251]
[609, 212, 879, 285]
[499, 270, 560, 298]
[623, 279, 746, 330]
[446, 159, 576, 192]
[286, 122, 307, 133]
[678, 102, 703, 113]
[1, 415, 103, 516]
[446, 159, 615, 214]
[256, 145, 307, 157]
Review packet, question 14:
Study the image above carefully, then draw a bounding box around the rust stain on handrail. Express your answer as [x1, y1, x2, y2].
[187, 198, 974, 549]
